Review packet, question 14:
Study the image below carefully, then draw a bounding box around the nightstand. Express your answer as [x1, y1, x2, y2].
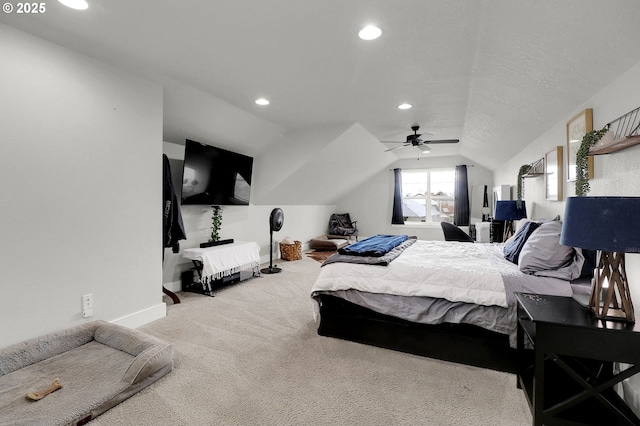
[515, 292, 640, 426]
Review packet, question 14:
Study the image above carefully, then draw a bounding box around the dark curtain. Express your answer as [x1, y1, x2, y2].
[454, 165, 470, 226]
[163, 154, 186, 254]
[391, 168, 405, 225]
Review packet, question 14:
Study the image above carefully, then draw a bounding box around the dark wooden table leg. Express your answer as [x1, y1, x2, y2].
[163, 286, 180, 304]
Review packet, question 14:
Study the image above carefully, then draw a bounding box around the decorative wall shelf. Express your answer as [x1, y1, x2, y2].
[522, 158, 544, 177]
[589, 106, 640, 155]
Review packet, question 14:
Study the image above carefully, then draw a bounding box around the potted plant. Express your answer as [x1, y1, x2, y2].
[210, 205, 223, 242]
[517, 164, 531, 200]
[575, 128, 608, 197]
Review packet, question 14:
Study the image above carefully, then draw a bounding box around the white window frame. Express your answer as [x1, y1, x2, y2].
[399, 168, 456, 225]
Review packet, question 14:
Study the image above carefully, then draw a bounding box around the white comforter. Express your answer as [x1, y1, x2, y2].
[312, 240, 509, 308]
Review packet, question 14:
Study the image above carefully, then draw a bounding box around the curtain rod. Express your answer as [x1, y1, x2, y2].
[389, 164, 475, 171]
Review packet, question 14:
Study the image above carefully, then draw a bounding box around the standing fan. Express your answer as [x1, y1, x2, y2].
[261, 208, 284, 274]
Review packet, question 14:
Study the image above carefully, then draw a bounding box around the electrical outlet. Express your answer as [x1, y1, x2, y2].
[82, 308, 93, 318]
[82, 294, 93, 310]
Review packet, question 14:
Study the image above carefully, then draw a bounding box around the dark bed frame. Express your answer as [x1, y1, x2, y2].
[316, 294, 518, 373]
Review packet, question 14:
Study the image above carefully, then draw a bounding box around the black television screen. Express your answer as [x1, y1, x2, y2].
[181, 140, 253, 205]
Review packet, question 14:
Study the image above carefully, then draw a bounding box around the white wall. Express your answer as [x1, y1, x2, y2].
[162, 78, 285, 155]
[162, 142, 335, 289]
[252, 122, 397, 206]
[493, 59, 640, 304]
[334, 155, 493, 240]
[0, 24, 165, 348]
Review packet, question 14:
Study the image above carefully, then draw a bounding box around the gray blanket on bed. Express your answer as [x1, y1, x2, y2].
[322, 237, 417, 267]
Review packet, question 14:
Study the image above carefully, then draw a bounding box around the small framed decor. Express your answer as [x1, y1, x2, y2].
[566, 109, 593, 181]
[545, 146, 563, 201]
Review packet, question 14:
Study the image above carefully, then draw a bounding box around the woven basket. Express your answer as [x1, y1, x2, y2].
[279, 240, 302, 261]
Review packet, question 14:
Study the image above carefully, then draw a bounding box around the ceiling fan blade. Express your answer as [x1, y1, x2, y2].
[380, 140, 407, 144]
[414, 132, 434, 139]
[384, 144, 409, 152]
[423, 139, 460, 144]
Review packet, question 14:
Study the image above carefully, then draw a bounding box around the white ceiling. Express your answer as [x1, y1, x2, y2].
[3, 0, 640, 170]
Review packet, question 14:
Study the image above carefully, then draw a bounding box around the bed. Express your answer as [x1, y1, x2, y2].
[311, 225, 588, 372]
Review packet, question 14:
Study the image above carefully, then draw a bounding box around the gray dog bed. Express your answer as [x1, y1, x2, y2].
[0, 320, 173, 425]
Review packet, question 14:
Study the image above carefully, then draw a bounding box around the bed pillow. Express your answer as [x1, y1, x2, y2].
[518, 221, 575, 274]
[503, 221, 541, 264]
[534, 248, 585, 281]
[503, 215, 561, 246]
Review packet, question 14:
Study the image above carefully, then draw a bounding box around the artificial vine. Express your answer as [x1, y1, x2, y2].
[517, 164, 531, 200]
[575, 128, 607, 197]
[209, 205, 223, 242]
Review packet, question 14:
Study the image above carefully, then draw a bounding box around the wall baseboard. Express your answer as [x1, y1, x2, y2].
[110, 302, 166, 329]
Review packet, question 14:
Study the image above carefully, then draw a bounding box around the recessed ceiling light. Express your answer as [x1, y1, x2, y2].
[255, 98, 270, 106]
[57, 0, 88, 10]
[358, 25, 382, 41]
[398, 103, 412, 110]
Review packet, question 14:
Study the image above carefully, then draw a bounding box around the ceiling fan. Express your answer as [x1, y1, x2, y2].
[383, 125, 459, 152]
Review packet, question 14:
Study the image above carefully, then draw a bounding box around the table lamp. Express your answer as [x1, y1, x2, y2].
[560, 196, 640, 322]
[494, 200, 527, 241]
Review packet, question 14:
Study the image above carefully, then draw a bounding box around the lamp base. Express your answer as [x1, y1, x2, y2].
[574, 294, 631, 321]
[589, 251, 635, 323]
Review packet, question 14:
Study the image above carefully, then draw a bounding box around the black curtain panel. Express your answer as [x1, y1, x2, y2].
[391, 168, 405, 225]
[163, 154, 186, 253]
[454, 165, 470, 226]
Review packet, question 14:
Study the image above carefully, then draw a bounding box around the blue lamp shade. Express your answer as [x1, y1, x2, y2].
[494, 200, 527, 221]
[560, 196, 640, 253]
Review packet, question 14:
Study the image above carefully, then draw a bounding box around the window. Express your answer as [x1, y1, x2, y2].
[401, 169, 456, 223]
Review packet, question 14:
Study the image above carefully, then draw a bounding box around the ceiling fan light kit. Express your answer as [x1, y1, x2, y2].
[383, 125, 459, 152]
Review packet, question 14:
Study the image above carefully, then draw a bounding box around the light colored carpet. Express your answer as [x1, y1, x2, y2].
[90, 256, 531, 425]
[306, 250, 336, 263]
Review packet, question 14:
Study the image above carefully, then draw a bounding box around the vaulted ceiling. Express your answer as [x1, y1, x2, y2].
[3, 0, 640, 170]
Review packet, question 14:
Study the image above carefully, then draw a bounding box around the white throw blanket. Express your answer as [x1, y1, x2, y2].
[183, 241, 261, 281]
[311, 240, 508, 307]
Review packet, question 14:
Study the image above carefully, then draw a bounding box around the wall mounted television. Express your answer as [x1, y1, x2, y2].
[181, 139, 253, 206]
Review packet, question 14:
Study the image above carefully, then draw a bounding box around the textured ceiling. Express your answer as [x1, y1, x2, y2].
[3, 0, 640, 169]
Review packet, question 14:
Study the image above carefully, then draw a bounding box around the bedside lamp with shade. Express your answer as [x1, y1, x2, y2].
[560, 196, 640, 323]
[494, 200, 527, 241]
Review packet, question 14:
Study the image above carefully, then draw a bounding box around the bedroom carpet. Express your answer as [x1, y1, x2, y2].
[90, 256, 531, 426]
[306, 250, 337, 263]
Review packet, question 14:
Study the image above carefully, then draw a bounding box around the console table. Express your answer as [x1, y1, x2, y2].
[182, 241, 261, 296]
[515, 292, 640, 426]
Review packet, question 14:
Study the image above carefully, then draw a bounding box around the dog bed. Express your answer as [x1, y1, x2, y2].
[309, 236, 349, 251]
[0, 320, 173, 425]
